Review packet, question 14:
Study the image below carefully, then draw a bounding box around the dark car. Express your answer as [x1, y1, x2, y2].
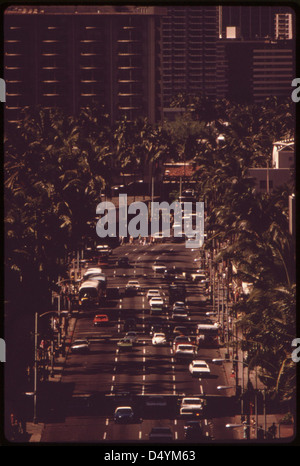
[184, 421, 204, 440]
[114, 406, 135, 423]
[149, 427, 173, 442]
[124, 318, 137, 332]
[117, 257, 130, 267]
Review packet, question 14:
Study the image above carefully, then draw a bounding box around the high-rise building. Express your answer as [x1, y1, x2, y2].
[219, 5, 295, 40]
[275, 13, 293, 40]
[4, 5, 166, 124]
[160, 6, 219, 119]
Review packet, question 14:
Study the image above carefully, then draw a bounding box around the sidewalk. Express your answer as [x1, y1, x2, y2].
[218, 345, 295, 442]
[25, 316, 77, 442]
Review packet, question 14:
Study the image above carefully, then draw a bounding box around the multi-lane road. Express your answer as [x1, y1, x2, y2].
[40, 240, 238, 443]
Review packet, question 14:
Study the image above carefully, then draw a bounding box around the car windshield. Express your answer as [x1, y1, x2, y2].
[194, 363, 207, 367]
[152, 428, 171, 433]
[116, 408, 132, 414]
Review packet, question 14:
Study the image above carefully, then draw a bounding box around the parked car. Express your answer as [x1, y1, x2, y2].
[70, 339, 90, 354]
[189, 360, 211, 376]
[114, 406, 135, 423]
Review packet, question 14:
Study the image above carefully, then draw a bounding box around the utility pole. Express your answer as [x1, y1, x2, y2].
[33, 312, 38, 424]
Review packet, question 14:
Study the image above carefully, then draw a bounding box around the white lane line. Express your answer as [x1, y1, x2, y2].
[200, 385, 204, 394]
[139, 431, 142, 440]
[175, 431, 178, 440]
[105, 418, 109, 426]
[110, 385, 114, 392]
[112, 375, 115, 382]
[103, 432, 107, 440]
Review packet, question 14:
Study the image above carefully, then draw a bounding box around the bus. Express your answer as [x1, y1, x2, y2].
[196, 322, 220, 346]
[78, 280, 104, 309]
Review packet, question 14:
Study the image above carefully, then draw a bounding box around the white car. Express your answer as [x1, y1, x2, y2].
[174, 344, 197, 359]
[172, 301, 185, 310]
[152, 333, 167, 346]
[172, 308, 189, 321]
[149, 296, 164, 307]
[70, 339, 90, 353]
[152, 263, 167, 273]
[83, 267, 103, 280]
[180, 397, 205, 416]
[189, 360, 211, 376]
[147, 289, 161, 300]
[125, 280, 141, 293]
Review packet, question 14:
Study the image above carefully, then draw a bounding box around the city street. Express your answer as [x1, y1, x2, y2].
[39, 240, 239, 443]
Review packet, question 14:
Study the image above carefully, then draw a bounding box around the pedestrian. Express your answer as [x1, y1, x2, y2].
[251, 417, 256, 434]
[257, 426, 264, 440]
[268, 422, 277, 439]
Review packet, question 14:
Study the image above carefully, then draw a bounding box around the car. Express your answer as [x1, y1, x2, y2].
[125, 331, 138, 344]
[114, 406, 135, 423]
[150, 304, 164, 316]
[149, 427, 173, 442]
[123, 318, 136, 331]
[173, 335, 193, 350]
[152, 332, 167, 346]
[173, 326, 189, 336]
[172, 301, 185, 310]
[125, 280, 141, 294]
[146, 289, 161, 300]
[149, 296, 164, 307]
[172, 308, 189, 321]
[189, 360, 211, 376]
[191, 272, 207, 283]
[152, 263, 167, 273]
[93, 314, 109, 326]
[70, 339, 90, 353]
[83, 267, 103, 280]
[117, 338, 133, 350]
[184, 421, 204, 440]
[174, 344, 197, 360]
[180, 397, 206, 417]
[117, 257, 130, 267]
[96, 244, 112, 255]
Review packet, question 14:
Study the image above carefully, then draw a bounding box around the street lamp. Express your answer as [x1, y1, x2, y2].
[213, 357, 266, 439]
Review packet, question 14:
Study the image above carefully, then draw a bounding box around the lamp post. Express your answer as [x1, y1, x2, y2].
[213, 357, 268, 439]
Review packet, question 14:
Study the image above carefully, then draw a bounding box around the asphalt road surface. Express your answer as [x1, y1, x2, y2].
[40, 240, 238, 444]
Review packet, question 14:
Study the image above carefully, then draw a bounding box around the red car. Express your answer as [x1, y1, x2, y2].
[93, 314, 109, 326]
